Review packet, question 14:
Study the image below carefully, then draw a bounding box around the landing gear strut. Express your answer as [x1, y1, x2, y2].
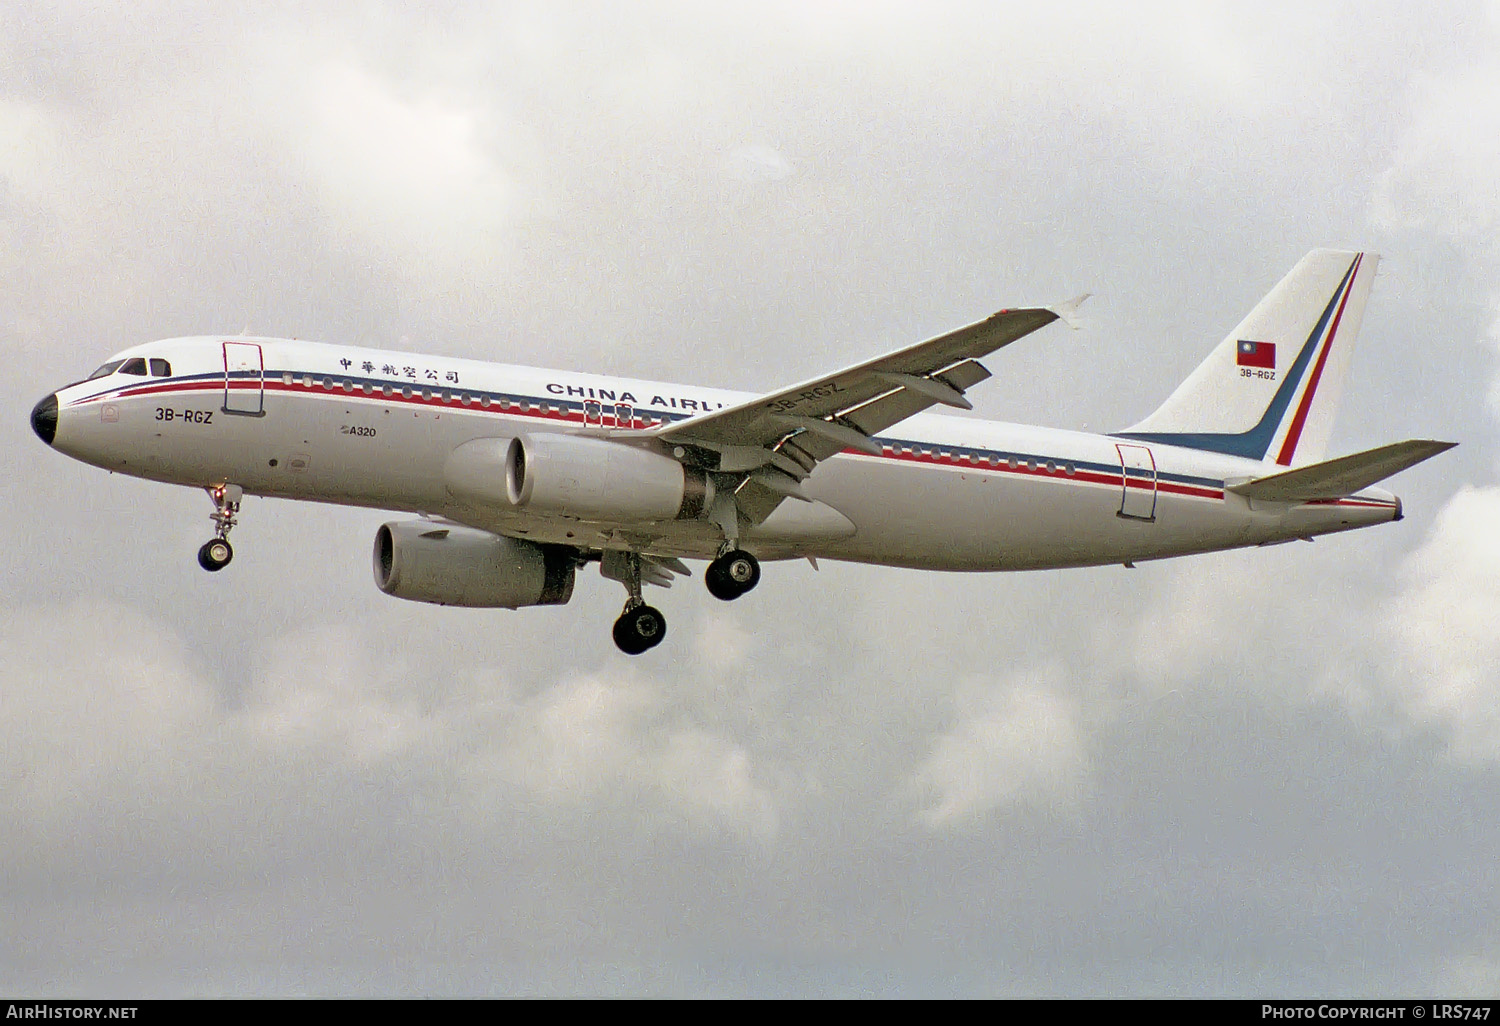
[705, 547, 760, 601]
[198, 484, 242, 572]
[610, 551, 666, 655]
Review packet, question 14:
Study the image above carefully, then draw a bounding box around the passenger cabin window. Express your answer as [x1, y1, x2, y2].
[87, 360, 125, 380]
[119, 358, 148, 375]
[149, 358, 171, 377]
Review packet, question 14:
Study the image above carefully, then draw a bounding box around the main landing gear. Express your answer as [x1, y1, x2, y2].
[705, 548, 760, 601]
[613, 602, 666, 655]
[611, 551, 666, 655]
[197, 484, 242, 572]
[607, 547, 761, 653]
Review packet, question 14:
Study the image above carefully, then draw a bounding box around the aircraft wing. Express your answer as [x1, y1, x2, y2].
[651, 301, 1080, 520]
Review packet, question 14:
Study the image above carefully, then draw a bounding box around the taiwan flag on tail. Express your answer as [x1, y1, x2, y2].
[1237, 339, 1276, 369]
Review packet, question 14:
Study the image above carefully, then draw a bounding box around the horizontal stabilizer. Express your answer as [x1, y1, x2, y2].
[1228, 439, 1456, 502]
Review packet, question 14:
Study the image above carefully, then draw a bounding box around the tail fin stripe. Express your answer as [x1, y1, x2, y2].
[1273, 253, 1363, 465]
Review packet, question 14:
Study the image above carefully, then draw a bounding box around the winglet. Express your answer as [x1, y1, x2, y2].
[1047, 294, 1090, 330]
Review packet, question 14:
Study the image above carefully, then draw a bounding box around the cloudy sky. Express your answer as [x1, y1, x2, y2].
[3, 0, 1498, 997]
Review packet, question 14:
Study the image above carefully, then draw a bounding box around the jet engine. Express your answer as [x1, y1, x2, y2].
[444, 433, 712, 522]
[373, 520, 575, 608]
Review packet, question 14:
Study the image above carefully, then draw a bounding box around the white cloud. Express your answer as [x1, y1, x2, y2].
[1373, 60, 1500, 245]
[285, 60, 516, 264]
[0, 98, 61, 201]
[1362, 21, 1500, 765]
[245, 624, 441, 765]
[1432, 947, 1500, 994]
[723, 144, 793, 183]
[1109, 485, 1500, 769]
[688, 609, 755, 672]
[492, 669, 780, 841]
[1381, 486, 1500, 765]
[239, 620, 783, 842]
[1371, 29, 1500, 413]
[0, 600, 214, 813]
[912, 667, 1090, 827]
[0, 598, 784, 884]
[0, 598, 238, 885]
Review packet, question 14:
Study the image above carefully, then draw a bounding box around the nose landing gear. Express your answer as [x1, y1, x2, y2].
[198, 484, 242, 572]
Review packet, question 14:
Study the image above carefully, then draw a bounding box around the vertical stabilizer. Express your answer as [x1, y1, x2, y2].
[1118, 250, 1377, 466]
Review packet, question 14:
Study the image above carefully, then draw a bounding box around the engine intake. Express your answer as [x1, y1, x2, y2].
[373, 520, 574, 608]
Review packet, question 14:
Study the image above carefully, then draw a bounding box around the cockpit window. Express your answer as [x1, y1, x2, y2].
[87, 360, 125, 380]
[119, 358, 148, 376]
[149, 358, 171, 377]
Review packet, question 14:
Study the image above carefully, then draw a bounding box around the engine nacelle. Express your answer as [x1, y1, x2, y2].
[373, 520, 575, 608]
[446, 433, 711, 522]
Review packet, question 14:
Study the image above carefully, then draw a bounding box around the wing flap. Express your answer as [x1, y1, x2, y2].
[1228, 439, 1456, 502]
[600, 550, 693, 589]
[842, 387, 932, 448]
[843, 358, 993, 440]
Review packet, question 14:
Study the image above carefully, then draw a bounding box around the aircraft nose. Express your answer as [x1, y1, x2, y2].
[30, 393, 57, 446]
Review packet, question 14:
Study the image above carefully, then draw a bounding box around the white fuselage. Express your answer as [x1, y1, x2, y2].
[43, 336, 1401, 571]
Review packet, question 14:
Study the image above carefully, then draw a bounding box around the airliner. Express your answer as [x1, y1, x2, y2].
[29, 250, 1453, 653]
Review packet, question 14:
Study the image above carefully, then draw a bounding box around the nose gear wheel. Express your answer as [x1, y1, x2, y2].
[198, 538, 233, 571]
